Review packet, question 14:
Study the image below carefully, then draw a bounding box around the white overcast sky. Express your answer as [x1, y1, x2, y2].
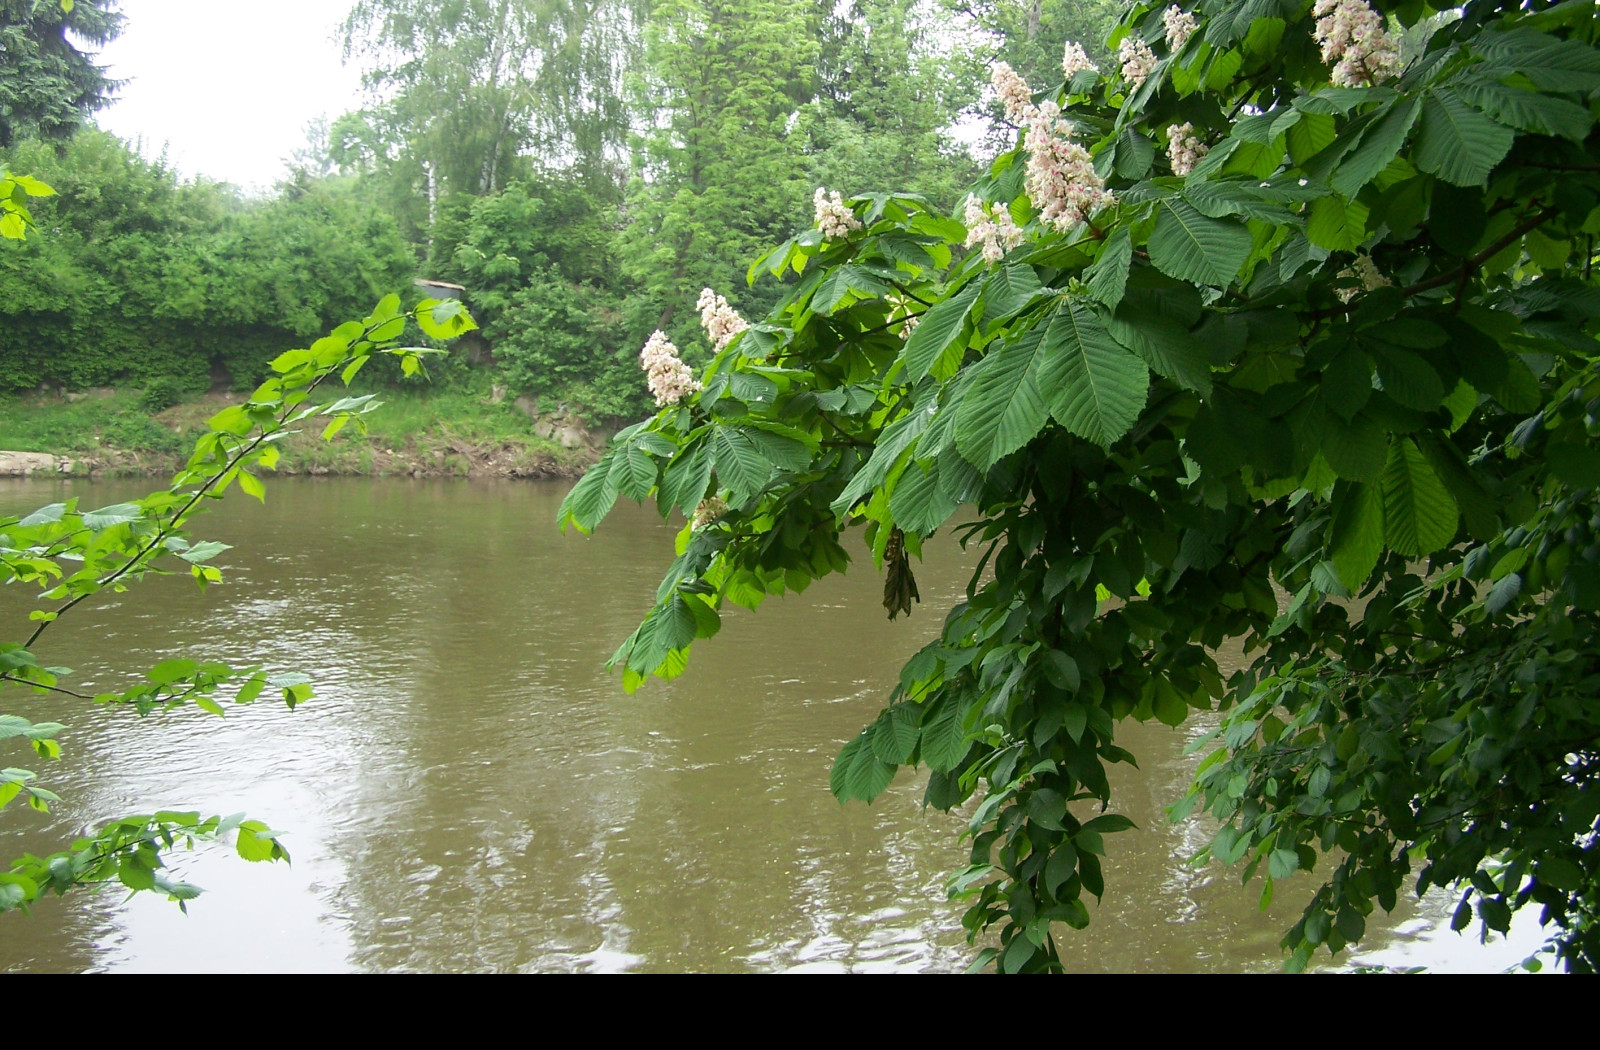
[92, 0, 366, 192]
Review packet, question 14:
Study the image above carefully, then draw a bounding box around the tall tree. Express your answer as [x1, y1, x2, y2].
[340, 0, 640, 205]
[805, 0, 983, 210]
[0, 0, 122, 147]
[620, 0, 819, 342]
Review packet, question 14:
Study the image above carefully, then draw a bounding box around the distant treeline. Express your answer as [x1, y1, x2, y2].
[2, 0, 1120, 419]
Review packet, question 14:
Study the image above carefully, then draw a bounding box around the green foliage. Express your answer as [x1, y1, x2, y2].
[443, 179, 643, 416]
[0, 0, 121, 147]
[0, 164, 52, 240]
[0, 133, 415, 393]
[804, 0, 986, 211]
[1, 294, 476, 913]
[619, 0, 822, 344]
[138, 377, 184, 414]
[567, 0, 1600, 972]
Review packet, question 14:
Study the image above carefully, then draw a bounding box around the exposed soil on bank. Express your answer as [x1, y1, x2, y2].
[0, 390, 607, 481]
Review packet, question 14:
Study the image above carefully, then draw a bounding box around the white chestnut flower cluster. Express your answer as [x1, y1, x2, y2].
[1312, 0, 1401, 87]
[1024, 100, 1114, 232]
[1166, 122, 1209, 177]
[639, 330, 700, 407]
[993, 61, 1034, 124]
[1061, 41, 1099, 79]
[697, 287, 749, 352]
[1119, 37, 1157, 89]
[691, 495, 730, 530]
[989, 63, 1114, 236]
[1163, 5, 1197, 52]
[813, 187, 862, 240]
[963, 193, 1026, 264]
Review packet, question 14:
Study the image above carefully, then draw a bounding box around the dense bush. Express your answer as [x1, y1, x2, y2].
[444, 180, 644, 418]
[0, 133, 415, 393]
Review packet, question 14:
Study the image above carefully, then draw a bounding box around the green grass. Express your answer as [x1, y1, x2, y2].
[0, 376, 582, 476]
[0, 390, 188, 456]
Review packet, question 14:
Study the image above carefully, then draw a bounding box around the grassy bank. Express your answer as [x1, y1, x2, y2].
[0, 379, 598, 479]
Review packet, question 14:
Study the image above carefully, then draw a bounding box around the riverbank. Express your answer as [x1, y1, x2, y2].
[0, 384, 608, 480]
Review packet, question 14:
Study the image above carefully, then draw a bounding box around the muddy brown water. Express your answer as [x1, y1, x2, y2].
[0, 478, 1548, 972]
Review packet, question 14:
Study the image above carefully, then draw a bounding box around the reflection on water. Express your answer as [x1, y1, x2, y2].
[0, 478, 1547, 972]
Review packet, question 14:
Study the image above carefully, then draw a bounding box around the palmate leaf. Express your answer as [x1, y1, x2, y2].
[1474, 27, 1600, 93]
[831, 730, 896, 803]
[1381, 437, 1459, 556]
[1414, 89, 1514, 187]
[557, 454, 618, 533]
[1147, 198, 1253, 287]
[608, 442, 658, 501]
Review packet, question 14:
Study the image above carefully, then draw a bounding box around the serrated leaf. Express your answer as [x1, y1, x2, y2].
[557, 456, 619, 533]
[1321, 411, 1387, 481]
[709, 427, 775, 504]
[1381, 437, 1459, 556]
[1084, 227, 1132, 310]
[1306, 194, 1369, 251]
[608, 443, 658, 501]
[1475, 27, 1600, 93]
[1046, 301, 1150, 448]
[979, 264, 1043, 327]
[1454, 75, 1592, 143]
[1108, 307, 1212, 395]
[1416, 432, 1499, 541]
[831, 732, 896, 803]
[1414, 89, 1514, 187]
[1330, 482, 1385, 590]
[1147, 198, 1253, 286]
[176, 540, 231, 564]
[954, 315, 1061, 469]
[1331, 97, 1421, 198]
[890, 459, 960, 535]
[920, 695, 968, 772]
[902, 282, 980, 381]
[81, 503, 141, 529]
[1372, 349, 1444, 410]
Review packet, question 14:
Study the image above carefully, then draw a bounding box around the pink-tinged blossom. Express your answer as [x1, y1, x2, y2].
[988, 64, 1113, 234]
[1166, 122, 1209, 176]
[992, 61, 1034, 124]
[1119, 37, 1157, 89]
[697, 287, 749, 352]
[639, 330, 700, 407]
[814, 187, 863, 239]
[691, 495, 730, 530]
[963, 194, 1027, 264]
[1061, 41, 1098, 79]
[1312, 0, 1401, 87]
[1163, 6, 1197, 52]
[1024, 100, 1113, 232]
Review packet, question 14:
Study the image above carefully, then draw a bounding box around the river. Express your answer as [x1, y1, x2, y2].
[0, 478, 1550, 972]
